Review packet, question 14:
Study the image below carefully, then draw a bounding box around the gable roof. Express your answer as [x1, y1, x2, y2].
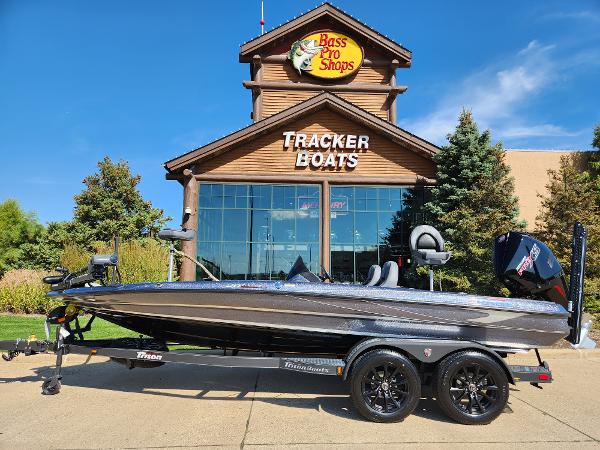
[164, 92, 438, 173]
[239, 2, 411, 65]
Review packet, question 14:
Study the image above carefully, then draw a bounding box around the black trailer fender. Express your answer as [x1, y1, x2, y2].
[342, 338, 515, 384]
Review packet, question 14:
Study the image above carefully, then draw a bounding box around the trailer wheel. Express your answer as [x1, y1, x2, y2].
[41, 378, 61, 395]
[434, 351, 508, 425]
[350, 349, 421, 423]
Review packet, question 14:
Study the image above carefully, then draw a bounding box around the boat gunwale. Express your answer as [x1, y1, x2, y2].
[48, 280, 570, 317]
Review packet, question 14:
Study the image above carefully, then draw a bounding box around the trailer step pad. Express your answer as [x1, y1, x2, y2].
[509, 364, 552, 383]
[279, 357, 345, 376]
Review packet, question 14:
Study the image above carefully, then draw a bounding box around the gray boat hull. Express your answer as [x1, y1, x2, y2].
[49, 280, 571, 354]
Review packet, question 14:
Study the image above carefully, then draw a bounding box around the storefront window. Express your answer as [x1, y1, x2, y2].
[330, 186, 430, 283]
[197, 183, 321, 280]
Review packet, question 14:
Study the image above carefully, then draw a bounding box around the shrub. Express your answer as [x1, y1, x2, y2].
[0, 269, 60, 314]
[96, 239, 172, 283]
[585, 277, 600, 314]
[60, 243, 93, 272]
[60, 239, 173, 284]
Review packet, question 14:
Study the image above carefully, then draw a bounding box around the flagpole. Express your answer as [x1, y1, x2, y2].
[260, 0, 265, 35]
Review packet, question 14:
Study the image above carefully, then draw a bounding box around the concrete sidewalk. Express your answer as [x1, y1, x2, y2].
[0, 349, 599, 449]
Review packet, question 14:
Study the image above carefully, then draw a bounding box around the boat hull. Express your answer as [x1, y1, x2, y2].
[51, 281, 571, 354]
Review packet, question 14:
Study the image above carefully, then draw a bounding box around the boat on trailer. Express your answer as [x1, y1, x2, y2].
[1, 223, 595, 425]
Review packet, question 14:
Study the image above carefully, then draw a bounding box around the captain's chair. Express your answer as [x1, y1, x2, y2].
[409, 225, 451, 290]
[376, 261, 399, 288]
[410, 225, 451, 266]
[363, 265, 381, 286]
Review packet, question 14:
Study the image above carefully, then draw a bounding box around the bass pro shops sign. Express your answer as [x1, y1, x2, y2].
[288, 32, 364, 79]
[282, 131, 369, 170]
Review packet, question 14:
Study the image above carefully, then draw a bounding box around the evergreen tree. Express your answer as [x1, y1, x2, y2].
[426, 111, 498, 239]
[535, 154, 600, 312]
[424, 111, 523, 294]
[70, 157, 169, 247]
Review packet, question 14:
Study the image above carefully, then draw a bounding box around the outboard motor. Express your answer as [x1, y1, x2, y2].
[494, 231, 568, 309]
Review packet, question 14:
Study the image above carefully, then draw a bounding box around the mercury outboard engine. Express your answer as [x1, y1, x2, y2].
[493, 231, 568, 309]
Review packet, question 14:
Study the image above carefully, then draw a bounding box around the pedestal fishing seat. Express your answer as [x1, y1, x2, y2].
[409, 225, 451, 290]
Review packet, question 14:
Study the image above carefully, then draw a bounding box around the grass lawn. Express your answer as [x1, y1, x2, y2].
[0, 314, 203, 350]
[0, 314, 139, 341]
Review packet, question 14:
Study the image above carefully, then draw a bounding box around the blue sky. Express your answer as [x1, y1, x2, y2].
[1, 0, 599, 226]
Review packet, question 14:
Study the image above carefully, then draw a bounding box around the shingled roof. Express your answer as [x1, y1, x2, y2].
[164, 92, 438, 173]
[239, 2, 411, 65]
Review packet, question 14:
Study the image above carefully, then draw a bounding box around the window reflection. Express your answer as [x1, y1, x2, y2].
[330, 186, 429, 283]
[197, 183, 321, 280]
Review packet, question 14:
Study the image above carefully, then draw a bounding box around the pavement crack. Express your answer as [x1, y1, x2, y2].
[240, 370, 260, 450]
[511, 394, 598, 442]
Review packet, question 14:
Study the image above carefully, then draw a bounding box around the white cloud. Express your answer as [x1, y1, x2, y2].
[399, 40, 577, 145]
[497, 124, 582, 138]
[542, 10, 600, 23]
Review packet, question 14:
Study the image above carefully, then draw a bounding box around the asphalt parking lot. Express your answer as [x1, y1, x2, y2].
[1, 349, 599, 449]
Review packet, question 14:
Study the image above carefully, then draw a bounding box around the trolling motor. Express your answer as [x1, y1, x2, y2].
[42, 237, 120, 291]
[157, 228, 195, 281]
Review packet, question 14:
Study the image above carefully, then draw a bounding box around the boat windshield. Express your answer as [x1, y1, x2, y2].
[286, 256, 321, 283]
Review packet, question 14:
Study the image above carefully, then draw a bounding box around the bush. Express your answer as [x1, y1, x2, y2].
[98, 239, 172, 283]
[585, 277, 600, 314]
[60, 239, 173, 284]
[60, 243, 93, 272]
[0, 269, 61, 314]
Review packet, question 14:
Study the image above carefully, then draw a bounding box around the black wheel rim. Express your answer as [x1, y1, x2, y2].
[361, 362, 409, 415]
[449, 363, 499, 416]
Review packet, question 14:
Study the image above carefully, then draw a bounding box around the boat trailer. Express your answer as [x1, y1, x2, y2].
[1, 325, 555, 394]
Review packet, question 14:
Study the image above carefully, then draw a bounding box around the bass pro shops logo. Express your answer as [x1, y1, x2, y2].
[288, 32, 364, 79]
[136, 351, 163, 361]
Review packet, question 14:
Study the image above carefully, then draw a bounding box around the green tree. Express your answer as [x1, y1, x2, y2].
[424, 111, 524, 294]
[589, 124, 600, 204]
[0, 199, 45, 274]
[70, 157, 169, 247]
[535, 154, 600, 312]
[20, 221, 73, 270]
[425, 110, 499, 237]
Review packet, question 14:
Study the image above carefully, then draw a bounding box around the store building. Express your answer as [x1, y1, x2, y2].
[165, 3, 440, 282]
[166, 3, 572, 283]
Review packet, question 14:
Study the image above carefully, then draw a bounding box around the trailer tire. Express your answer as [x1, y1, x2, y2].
[434, 351, 509, 425]
[350, 349, 421, 423]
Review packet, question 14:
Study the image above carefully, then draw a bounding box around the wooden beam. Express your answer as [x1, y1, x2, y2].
[389, 60, 399, 125]
[179, 174, 199, 281]
[193, 173, 436, 185]
[321, 180, 331, 274]
[252, 55, 263, 122]
[243, 80, 408, 94]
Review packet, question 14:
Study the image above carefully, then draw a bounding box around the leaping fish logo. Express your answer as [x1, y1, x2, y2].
[288, 39, 323, 75]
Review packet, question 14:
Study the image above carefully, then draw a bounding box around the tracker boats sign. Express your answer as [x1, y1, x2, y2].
[288, 31, 363, 79]
[283, 131, 369, 170]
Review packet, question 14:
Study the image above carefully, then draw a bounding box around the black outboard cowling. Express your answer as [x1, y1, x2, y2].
[494, 231, 568, 308]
